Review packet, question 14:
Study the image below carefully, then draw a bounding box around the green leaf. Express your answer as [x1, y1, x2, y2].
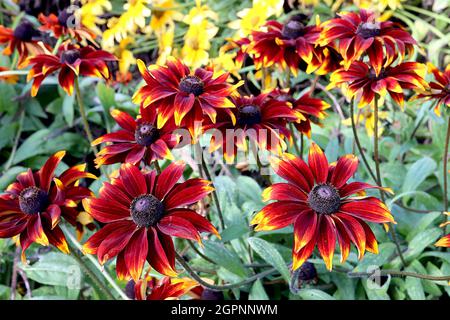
[62, 93, 75, 126]
[236, 176, 263, 204]
[402, 157, 437, 193]
[353, 243, 396, 271]
[249, 280, 269, 300]
[0, 82, 18, 114]
[405, 267, 425, 300]
[248, 237, 290, 283]
[363, 273, 391, 300]
[97, 82, 116, 110]
[13, 129, 51, 164]
[203, 241, 248, 278]
[0, 166, 26, 190]
[296, 289, 336, 300]
[21, 252, 83, 289]
[404, 228, 442, 261]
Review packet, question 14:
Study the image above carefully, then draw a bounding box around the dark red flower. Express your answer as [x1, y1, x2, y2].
[318, 9, 416, 76]
[328, 60, 428, 107]
[251, 143, 395, 270]
[134, 276, 201, 300]
[270, 89, 330, 138]
[27, 43, 117, 96]
[0, 151, 96, 260]
[413, 63, 450, 116]
[133, 58, 240, 140]
[247, 16, 325, 75]
[204, 93, 302, 163]
[92, 106, 179, 168]
[82, 162, 219, 280]
[38, 9, 97, 43]
[0, 20, 46, 68]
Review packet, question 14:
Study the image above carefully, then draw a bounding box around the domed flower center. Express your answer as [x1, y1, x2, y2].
[296, 261, 317, 281]
[135, 122, 159, 146]
[130, 194, 164, 227]
[281, 20, 305, 39]
[356, 22, 381, 39]
[368, 67, 387, 80]
[19, 186, 49, 215]
[237, 104, 262, 126]
[307, 184, 340, 215]
[60, 49, 81, 64]
[58, 9, 71, 27]
[13, 21, 37, 41]
[179, 75, 204, 96]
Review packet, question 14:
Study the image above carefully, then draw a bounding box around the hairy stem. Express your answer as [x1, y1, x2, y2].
[62, 225, 129, 300]
[200, 154, 225, 230]
[74, 78, 99, 155]
[373, 97, 407, 267]
[175, 252, 277, 291]
[443, 116, 450, 234]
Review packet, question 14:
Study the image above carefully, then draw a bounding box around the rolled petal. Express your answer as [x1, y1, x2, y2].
[154, 161, 185, 200]
[39, 151, 65, 192]
[164, 179, 214, 209]
[251, 201, 308, 231]
[330, 154, 358, 188]
[158, 215, 201, 243]
[293, 210, 318, 252]
[308, 143, 329, 184]
[340, 197, 395, 223]
[124, 227, 149, 281]
[262, 183, 307, 203]
[317, 215, 336, 271]
[119, 163, 147, 198]
[147, 227, 178, 277]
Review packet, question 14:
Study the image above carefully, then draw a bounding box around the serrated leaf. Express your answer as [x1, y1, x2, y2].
[248, 237, 290, 283]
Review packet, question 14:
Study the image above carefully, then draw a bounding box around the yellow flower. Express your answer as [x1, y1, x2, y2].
[156, 23, 175, 65]
[116, 38, 136, 79]
[228, 0, 284, 39]
[80, 0, 112, 35]
[342, 107, 389, 137]
[102, 0, 151, 48]
[211, 48, 240, 79]
[180, 0, 218, 68]
[150, 0, 183, 34]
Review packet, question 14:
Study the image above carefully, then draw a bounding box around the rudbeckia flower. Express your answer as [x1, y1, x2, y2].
[38, 8, 97, 43]
[248, 15, 324, 76]
[435, 234, 450, 248]
[413, 63, 450, 116]
[204, 93, 302, 163]
[82, 162, 218, 280]
[318, 9, 416, 76]
[26, 43, 117, 96]
[251, 144, 395, 270]
[134, 276, 201, 300]
[92, 106, 179, 168]
[270, 89, 330, 138]
[0, 151, 96, 260]
[0, 66, 19, 83]
[133, 58, 239, 139]
[0, 20, 45, 68]
[328, 60, 428, 107]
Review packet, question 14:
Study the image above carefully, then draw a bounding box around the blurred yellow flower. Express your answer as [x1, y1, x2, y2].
[228, 0, 284, 39]
[80, 0, 112, 35]
[150, 0, 183, 34]
[211, 46, 240, 78]
[115, 38, 136, 80]
[156, 23, 175, 65]
[343, 107, 388, 137]
[102, 0, 151, 48]
[180, 0, 218, 68]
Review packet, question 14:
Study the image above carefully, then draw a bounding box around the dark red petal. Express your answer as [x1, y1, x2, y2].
[154, 161, 185, 200]
[124, 227, 148, 281]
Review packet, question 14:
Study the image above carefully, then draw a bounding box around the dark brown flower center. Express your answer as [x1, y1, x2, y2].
[135, 122, 159, 146]
[307, 184, 340, 215]
[179, 75, 204, 96]
[60, 49, 81, 64]
[296, 261, 317, 281]
[356, 22, 381, 39]
[19, 186, 49, 215]
[281, 20, 305, 39]
[13, 21, 38, 41]
[130, 194, 164, 227]
[237, 104, 262, 126]
[58, 9, 71, 27]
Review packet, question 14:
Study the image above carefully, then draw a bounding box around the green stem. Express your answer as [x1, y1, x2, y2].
[350, 100, 378, 183]
[443, 117, 450, 234]
[52, 37, 63, 55]
[348, 270, 450, 282]
[175, 252, 277, 291]
[200, 155, 225, 230]
[74, 78, 98, 155]
[373, 97, 407, 268]
[61, 225, 129, 300]
[187, 240, 216, 265]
